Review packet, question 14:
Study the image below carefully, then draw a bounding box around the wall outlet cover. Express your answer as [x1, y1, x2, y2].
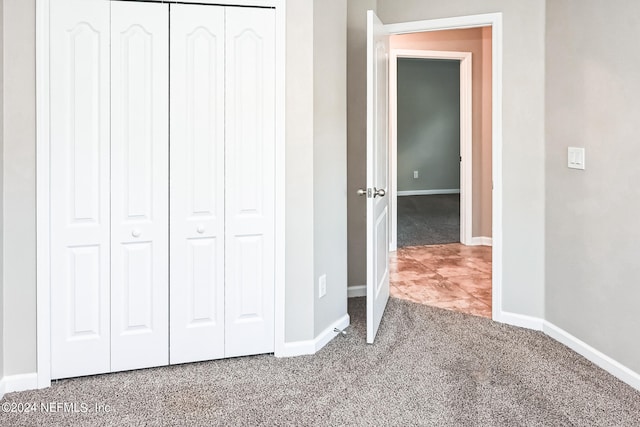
[319, 274, 327, 298]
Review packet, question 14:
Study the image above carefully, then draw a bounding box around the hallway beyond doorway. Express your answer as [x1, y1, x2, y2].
[390, 244, 491, 318]
[397, 194, 460, 247]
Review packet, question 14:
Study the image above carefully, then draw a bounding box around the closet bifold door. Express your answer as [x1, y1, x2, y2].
[50, 0, 111, 380]
[110, 1, 169, 372]
[224, 7, 276, 357]
[169, 4, 226, 364]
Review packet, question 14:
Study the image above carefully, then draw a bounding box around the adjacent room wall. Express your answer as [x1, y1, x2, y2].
[313, 0, 348, 336]
[390, 27, 493, 240]
[396, 58, 460, 194]
[546, 0, 640, 373]
[370, 0, 546, 319]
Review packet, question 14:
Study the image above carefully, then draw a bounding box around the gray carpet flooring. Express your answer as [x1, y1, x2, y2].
[2, 297, 639, 426]
[398, 194, 460, 247]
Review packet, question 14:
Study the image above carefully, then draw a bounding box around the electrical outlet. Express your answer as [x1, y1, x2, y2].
[413, 170, 419, 179]
[318, 274, 327, 298]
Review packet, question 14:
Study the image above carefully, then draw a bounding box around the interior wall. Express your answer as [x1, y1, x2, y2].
[545, 0, 640, 373]
[313, 0, 348, 336]
[374, 0, 546, 318]
[390, 28, 491, 238]
[346, 0, 376, 288]
[396, 58, 460, 193]
[285, 0, 316, 342]
[2, 0, 37, 377]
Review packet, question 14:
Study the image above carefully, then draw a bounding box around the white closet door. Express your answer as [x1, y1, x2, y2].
[169, 4, 226, 364]
[224, 7, 276, 357]
[50, 0, 111, 379]
[110, 2, 169, 372]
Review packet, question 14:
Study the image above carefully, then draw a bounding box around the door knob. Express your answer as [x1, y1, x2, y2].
[196, 225, 205, 234]
[373, 188, 386, 198]
[131, 229, 141, 238]
[357, 188, 368, 197]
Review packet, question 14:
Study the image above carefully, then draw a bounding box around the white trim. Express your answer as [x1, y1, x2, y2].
[498, 311, 544, 331]
[0, 378, 4, 399]
[543, 321, 640, 392]
[397, 189, 460, 197]
[347, 285, 367, 298]
[385, 13, 501, 35]
[36, 0, 287, 388]
[272, 0, 287, 360]
[469, 236, 492, 246]
[36, 0, 52, 390]
[277, 315, 351, 357]
[390, 49, 472, 250]
[2, 373, 39, 395]
[383, 13, 503, 326]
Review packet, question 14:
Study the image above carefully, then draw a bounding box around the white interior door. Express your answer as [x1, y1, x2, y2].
[224, 7, 276, 357]
[366, 10, 390, 344]
[50, 0, 111, 379]
[170, 4, 226, 364]
[110, 2, 169, 372]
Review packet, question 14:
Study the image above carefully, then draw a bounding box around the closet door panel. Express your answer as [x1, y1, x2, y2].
[50, 0, 111, 380]
[225, 7, 276, 357]
[110, 1, 169, 372]
[170, 4, 226, 364]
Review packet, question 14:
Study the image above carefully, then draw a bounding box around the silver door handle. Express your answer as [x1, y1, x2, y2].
[357, 189, 368, 196]
[373, 188, 386, 198]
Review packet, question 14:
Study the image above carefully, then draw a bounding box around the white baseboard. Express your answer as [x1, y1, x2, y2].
[498, 311, 544, 331]
[2, 373, 38, 395]
[543, 321, 640, 392]
[347, 285, 366, 298]
[277, 314, 350, 357]
[470, 236, 492, 246]
[397, 189, 460, 197]
[0, 378, 5, 400]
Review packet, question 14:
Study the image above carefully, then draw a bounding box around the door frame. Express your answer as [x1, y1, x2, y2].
[35, 0, 286, 388]
[384, 13, 503, 322]
[389, 49, 473, 250]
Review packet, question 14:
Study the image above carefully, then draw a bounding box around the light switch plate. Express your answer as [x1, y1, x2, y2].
[413, 170, 419, 179]
[568, 147, 585, 170]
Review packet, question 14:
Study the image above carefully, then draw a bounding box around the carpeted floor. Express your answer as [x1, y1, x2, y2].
[398, 194, 460, 247]
[2, 297, 639, 426]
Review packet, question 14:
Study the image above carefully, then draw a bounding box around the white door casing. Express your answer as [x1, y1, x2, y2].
[50, 0, 111, 380]
[169, 4, 226, 364]
[110, 1, 169, 372]
[389, 49, 473, 251]
[224, 6, 276, 357]
[366, 10, 391, 344]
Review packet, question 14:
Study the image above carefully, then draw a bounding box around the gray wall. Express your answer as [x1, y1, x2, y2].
[2, 0, 37, 377]
[396, 58, 460, 193]
[313, 0, 348, 336]
[546, 0, 640, 373]
[353, 0, 547, 319]
[285, 0, 315, 342]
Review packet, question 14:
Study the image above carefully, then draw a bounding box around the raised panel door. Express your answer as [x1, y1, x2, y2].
[169, 4, 226, 364]
[224, 7, 276, 357]
[50, 0, 111, 379]
[110, 1, 169, 372]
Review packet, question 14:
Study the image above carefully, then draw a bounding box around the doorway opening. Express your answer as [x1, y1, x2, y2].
[388, 27, 494, 319]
